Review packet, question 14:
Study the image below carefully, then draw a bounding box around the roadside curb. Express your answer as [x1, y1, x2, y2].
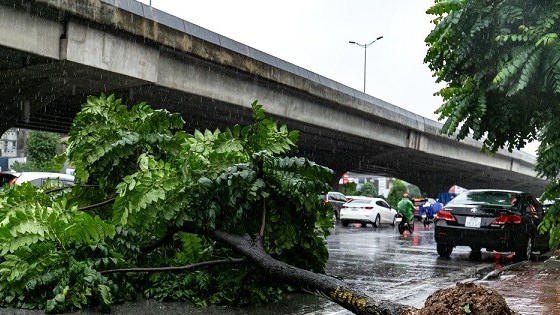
[476, 253, 559, 281]
[542, 255, 560, 268]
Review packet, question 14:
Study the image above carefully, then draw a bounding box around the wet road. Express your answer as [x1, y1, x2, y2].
[303, 221, 558, 315]
[2, 221, 554, 314]
[307, 221, 502, 314]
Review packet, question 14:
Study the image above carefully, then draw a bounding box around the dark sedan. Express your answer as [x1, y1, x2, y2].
[434, 189, 549, 261]
[319, 191, 347, 220]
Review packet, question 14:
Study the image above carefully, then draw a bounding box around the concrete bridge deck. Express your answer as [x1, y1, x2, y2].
[0, 0, 547, 195]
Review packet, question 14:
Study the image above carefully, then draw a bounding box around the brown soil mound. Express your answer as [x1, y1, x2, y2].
[415, 282, 517, 315]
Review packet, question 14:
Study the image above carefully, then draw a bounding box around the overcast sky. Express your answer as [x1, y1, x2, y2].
[138, 0, 442, 119]
[136, 0, 538, 155]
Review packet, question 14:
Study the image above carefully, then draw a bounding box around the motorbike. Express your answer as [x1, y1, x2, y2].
[421, 211, 434, 228]
[420, 203, 435, 228]
[397, 213, 414, 234]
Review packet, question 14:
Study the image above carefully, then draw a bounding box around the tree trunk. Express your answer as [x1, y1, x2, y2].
[208, 230, 417, 315]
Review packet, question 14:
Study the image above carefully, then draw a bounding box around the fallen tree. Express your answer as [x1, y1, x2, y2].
[0, 95, 516, 315]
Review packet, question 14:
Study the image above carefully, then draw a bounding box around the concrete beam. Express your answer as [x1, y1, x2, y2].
[0, 4, 63, 59]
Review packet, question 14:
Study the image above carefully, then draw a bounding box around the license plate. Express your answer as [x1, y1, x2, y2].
[465, 216, 481, 228]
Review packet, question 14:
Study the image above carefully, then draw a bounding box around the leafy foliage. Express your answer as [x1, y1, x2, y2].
[425, 0, 560, 248]
[341, 182, 358, 196]
[0, 95, 334, 313]
[11, 131, 64, 172]
[358, 182, 378, 198]
[386, 180, 408, 208]
[406, 184, 422, 198]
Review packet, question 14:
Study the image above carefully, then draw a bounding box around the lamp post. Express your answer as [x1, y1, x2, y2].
[349, 36, 383, 93]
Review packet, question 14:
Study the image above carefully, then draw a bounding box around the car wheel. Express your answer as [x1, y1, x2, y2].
[470, 246, 481, 253]
[469, 247, 482, 260]
[391, 215, 396, 226]
[373, 214, 381, 228]
[437, 243, 453, 258]
[397, 222, 406, 235]
[341, 220, 349, 227]
[515, 237, 532, 262]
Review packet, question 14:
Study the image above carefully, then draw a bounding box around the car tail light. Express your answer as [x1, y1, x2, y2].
[435, 210, 456, 222]
[491, 214, 523, 225]
[363, 206, 374, 209]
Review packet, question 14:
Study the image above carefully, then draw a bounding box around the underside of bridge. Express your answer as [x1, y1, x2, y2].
[0, 45, 547, 197]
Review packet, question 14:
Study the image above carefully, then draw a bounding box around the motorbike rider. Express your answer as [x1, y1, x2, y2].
[421, 200, 434, 227]
[397, 193, 414, 233]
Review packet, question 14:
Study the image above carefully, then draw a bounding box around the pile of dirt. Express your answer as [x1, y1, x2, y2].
[414, 282, 517, 315]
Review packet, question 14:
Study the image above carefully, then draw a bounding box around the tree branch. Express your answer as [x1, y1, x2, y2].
[139, 223, 193, 254]
[44, 186, 73, 194]
[100, 257, 246, 274]
[45, 184, 100, 194]
[79, 197, 115, 211]
[260, 199, 266, 237]
[206, 229, 416, 315]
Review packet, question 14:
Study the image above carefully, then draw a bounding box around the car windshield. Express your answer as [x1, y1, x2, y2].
[347, 198, 373, 204]
[447, 191, 517, 206]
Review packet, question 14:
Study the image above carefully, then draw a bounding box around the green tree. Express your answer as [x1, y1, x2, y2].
[0, 95, 412, 315]
[358, 182, 378, 197]
[407, 184, 421, 198]
[425, 0, 560, 249]
[386, 179, 408, 208]
[341, 182, 358, 196]
[10, 131, 63, 172]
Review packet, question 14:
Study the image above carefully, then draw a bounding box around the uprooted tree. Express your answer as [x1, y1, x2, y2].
[0, 94, 420, 314]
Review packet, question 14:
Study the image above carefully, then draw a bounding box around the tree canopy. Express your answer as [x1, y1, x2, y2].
[386, 180, 408, 208]
[358, 182, 378, 197]
[341, 182, 358, 196]
[424, 0, 560, 248]
[11, 131, 63, 172]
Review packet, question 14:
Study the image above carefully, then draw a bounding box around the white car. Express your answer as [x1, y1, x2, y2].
[0, 172, 75, 188]
[340, 197, 398, 227]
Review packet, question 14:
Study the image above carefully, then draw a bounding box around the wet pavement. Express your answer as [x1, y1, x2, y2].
[477, 258, 560, 315]
[1, 222, 558, 314]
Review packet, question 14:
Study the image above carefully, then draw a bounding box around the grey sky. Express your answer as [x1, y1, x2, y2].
[139, 0, 443, 120]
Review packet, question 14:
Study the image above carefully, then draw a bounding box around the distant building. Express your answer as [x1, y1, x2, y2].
[341, 172, 396, 197]
[0, 128, 19, 157]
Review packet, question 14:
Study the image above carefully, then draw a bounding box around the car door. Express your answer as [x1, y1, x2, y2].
[526, 195, 549, 251]
[328, 192, 346, 219]
[375, 200, 391, 223]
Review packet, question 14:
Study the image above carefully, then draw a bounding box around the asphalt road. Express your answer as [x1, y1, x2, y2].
[309, 221, 504, 314]
[0, 221, 515, 315]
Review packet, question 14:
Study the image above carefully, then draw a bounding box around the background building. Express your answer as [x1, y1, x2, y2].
[342, 172, 396, 197]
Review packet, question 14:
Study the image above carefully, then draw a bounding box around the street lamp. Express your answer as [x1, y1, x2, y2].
[349, 36, 383, 93]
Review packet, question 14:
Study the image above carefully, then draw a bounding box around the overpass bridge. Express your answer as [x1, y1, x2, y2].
[0, 0, 547, 196]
